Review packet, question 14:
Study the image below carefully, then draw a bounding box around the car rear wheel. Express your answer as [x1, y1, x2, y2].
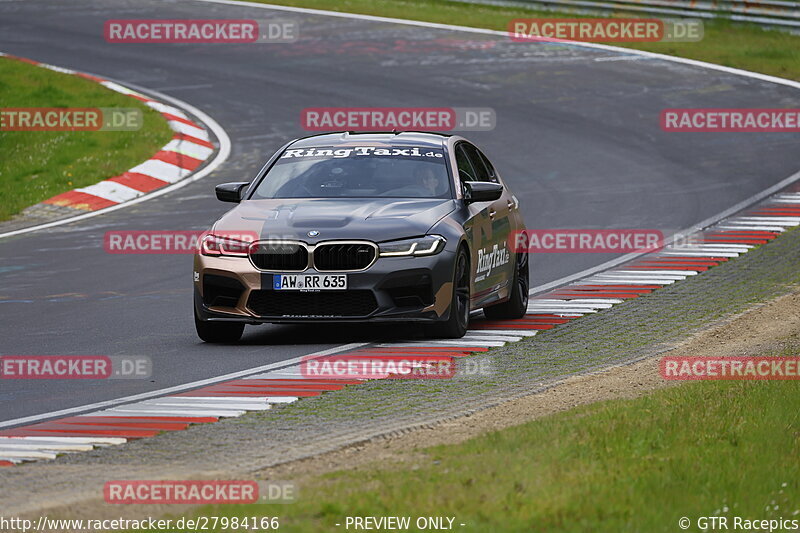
[194, 308, 245, 343]
[429, 247, 470, 339]
[483, 250, 529, 320]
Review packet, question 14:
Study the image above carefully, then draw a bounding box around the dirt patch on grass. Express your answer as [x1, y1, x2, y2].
[256, 287, 800, 481]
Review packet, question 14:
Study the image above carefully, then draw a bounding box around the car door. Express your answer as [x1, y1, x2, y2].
[474, 147, 522, 303]
[455, 141, 512, 306]
[462, 143, 515, 302]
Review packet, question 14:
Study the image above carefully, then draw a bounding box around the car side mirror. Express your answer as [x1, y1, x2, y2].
[463, 181, 503, 203]
[215, 182, 250, 203]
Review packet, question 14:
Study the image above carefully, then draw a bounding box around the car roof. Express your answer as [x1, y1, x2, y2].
[288, 131, 451, 149]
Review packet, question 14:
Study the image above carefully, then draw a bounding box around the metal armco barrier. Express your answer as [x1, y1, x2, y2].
[458, 0, 800, 31]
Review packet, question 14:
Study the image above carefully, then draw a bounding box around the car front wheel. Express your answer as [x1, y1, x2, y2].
[429, 247, 470, 339]
[194, 308, 245, 343]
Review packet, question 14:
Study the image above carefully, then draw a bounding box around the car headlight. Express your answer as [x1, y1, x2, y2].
[199, 234, 252, 257]
[379, 235, 446, 257]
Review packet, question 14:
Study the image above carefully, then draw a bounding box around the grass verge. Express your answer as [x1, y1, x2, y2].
[0, 58, 173, 220]
[251, 0, 800, 81]
[183, 373, 799, 532]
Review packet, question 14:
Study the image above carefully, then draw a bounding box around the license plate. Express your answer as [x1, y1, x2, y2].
[273, 274, 348, 291]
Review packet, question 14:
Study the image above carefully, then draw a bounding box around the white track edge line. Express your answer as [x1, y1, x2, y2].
[527, 167, 800, 295]
[0, 343, 365, 429]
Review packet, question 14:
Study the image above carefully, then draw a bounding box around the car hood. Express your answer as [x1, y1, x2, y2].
[213, 198, 458, 243]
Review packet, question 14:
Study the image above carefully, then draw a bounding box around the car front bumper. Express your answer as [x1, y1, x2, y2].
[193, 251, 457, 324]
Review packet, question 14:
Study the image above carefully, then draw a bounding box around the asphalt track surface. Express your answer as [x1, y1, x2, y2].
[1, 0, 799, 424]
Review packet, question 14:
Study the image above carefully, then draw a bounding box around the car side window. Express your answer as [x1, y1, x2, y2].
[455, 143, 476, 183]
[477, 149, 498, 182]
[462, 144, 492, 182]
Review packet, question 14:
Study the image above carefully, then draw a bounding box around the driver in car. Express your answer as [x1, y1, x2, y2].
[417, 165, 442, 196]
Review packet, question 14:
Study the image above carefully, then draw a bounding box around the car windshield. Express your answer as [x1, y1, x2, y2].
[250, 145, 452, 199]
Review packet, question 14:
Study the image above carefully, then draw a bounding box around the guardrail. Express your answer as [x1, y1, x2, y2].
[456, 0, 800, 31]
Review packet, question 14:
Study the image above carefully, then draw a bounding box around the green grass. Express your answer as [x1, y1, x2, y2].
[254, 0, 800, 81]
[0, 58, 173, 220]
[172, 378, 799, 532]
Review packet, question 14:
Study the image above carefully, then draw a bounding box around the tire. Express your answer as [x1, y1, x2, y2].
[194, 308, 245, 343]
[429, 247, 470, 339]
[483, 250, 529, 320]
